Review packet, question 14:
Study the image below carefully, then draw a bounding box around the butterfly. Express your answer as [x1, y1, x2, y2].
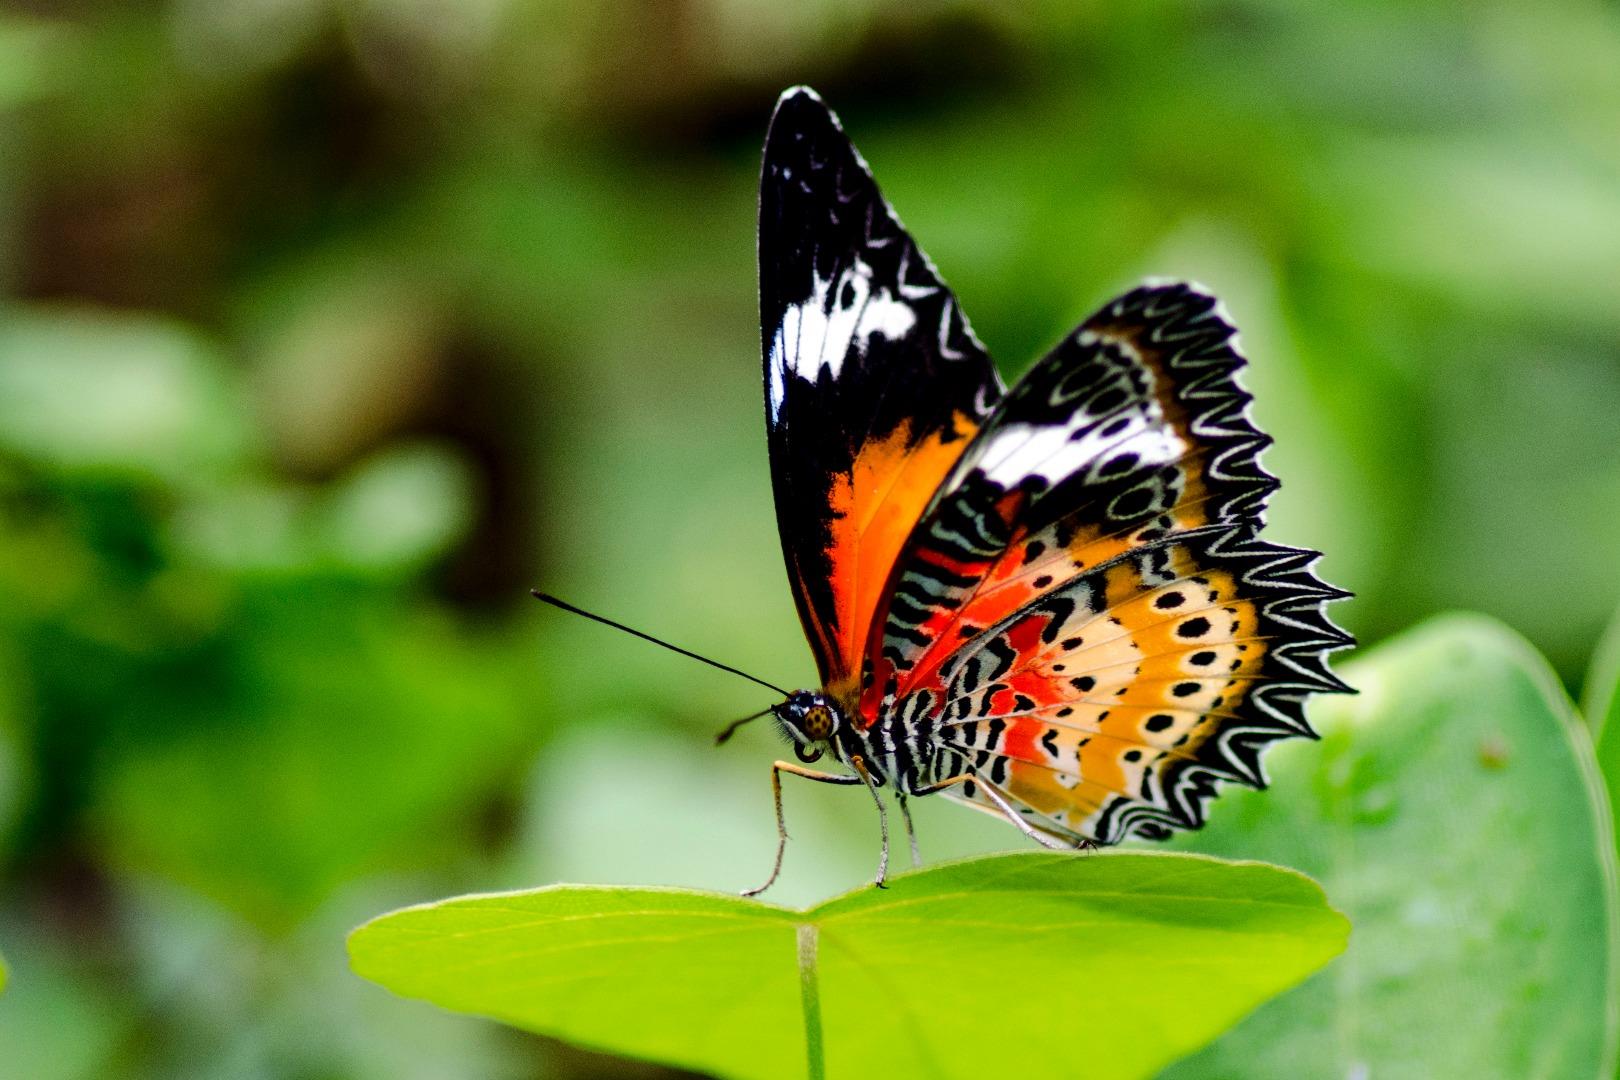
[712, 86, 1353, 896]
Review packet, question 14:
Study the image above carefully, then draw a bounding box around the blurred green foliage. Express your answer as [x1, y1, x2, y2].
[0, 1, 1617, 1077]
[1167, 616, 1617, 1078]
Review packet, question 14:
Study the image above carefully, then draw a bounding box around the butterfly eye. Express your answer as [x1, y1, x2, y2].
[794, 743, 824, 764]
[802, 705, 834, 740]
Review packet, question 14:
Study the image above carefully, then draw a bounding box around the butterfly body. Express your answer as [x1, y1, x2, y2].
[740, 86, 1351, 893]
[773, 688, 945, 795]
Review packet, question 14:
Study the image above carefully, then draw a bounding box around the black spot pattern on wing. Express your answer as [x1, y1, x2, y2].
[1099, 526, 1353, 842]
[876, 281, 1299, 691]
[927, 525, 1352, 845]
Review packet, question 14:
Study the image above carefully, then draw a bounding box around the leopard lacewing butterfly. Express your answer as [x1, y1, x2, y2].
[540, 87, 1351, 895]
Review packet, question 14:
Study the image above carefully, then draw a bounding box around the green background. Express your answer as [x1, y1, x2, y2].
[1, 1, 1618, 1077]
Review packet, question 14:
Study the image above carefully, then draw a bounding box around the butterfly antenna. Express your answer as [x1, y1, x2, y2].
[531, 591, 791, 697]
[714, 706, 774, 746]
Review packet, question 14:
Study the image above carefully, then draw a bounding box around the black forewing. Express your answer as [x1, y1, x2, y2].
[759, 87, 1003, 689]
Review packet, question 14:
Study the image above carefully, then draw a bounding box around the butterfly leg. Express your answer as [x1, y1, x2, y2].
[742, 760, 862, 898]
[896, 793, 921, 868]
[848, 755, 891, 888]
[915, 773, 1074, 851]
[974, 775, 1075, 851]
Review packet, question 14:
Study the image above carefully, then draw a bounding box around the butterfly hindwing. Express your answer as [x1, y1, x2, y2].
[931, 526, 1349, 843]
[859, 282, 1350, 842]
[761, 88, 1003, 694]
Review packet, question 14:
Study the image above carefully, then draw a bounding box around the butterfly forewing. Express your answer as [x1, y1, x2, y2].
[760, 88, 1003, 694]
[864, 283, 1281, 710]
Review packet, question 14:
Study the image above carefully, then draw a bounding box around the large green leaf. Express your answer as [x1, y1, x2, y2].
[1586, 604, 1620, 741]
[350, 851, 1346, 1080]
[1589, 607, 1620, 933]
[1164, 614, 1620, 1079]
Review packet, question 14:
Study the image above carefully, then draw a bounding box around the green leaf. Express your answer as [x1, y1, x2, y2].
[1586, 604, 1620, 741]
[1589, 608, 1620, 929]
[0, 945, 7, 994]
[1164, 614, 1620, 1078]
[350, 851, 1347, 1080]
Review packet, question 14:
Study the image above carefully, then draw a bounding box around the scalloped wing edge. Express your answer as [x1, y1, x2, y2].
[1103, 523, 1354, 843]
[1087, 280, 1279, 527]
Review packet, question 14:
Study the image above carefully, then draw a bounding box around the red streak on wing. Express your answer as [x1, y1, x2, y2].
[1001, 716, 1041, 762]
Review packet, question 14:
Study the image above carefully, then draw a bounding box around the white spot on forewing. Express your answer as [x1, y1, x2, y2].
[767, 257, 916, 420]
[975, 420, 1185, 489]
[856, 290, 917, 343]
[768, 354, 787, 417]
[1066, 410, 1147, 463]
[978, 422, 1077, 486]
[1088, 428, 1185, 482]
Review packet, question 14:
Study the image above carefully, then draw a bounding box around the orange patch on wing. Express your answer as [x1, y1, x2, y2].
[933, 543, 1276, 839]
[1050, 561, 1268, 759]
[886, 323, 1249, 702]
[818, 413, 979, 693]
[1006, 760, 1113, 826]
[889, 477, 1223, 705]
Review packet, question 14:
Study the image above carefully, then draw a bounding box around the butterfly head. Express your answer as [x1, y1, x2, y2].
[772, 690, 844, 764]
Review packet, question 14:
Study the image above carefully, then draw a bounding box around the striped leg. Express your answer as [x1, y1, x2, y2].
[743, 761, 861, 898]
[973, 775, 1073, 850]
[914, 773, 1076, 851]
[848, 754, 892, 888]
[896, 793, 921, 868]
